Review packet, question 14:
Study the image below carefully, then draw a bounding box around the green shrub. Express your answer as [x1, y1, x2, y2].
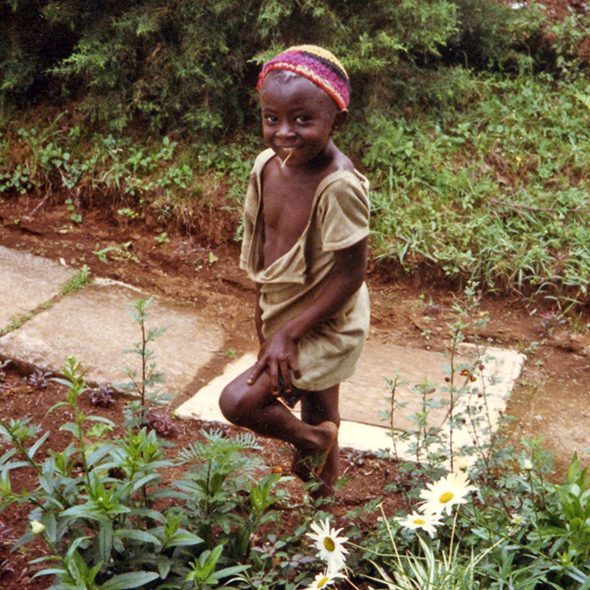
[0, 0, 553, 136]
[0, 357, 283, 588]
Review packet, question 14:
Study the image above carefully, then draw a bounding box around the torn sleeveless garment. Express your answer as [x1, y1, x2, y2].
[240, 148, 370, 391]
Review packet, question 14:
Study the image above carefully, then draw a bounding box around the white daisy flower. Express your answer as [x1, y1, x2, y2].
[304, 570, 347, 589]
[419, 471, 477, 515]
[307, 518, 348, 572]
[398, 511, 442, 538]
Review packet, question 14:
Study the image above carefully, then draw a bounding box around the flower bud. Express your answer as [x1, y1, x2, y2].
[31, 521, 45, 535]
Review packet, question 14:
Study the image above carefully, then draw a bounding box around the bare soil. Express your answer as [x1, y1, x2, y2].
[0, 180, 589, 588]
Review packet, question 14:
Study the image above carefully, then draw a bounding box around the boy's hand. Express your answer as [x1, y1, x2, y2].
[247, 331, 301, 395]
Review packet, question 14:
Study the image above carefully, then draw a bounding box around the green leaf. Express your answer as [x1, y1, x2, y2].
[47, 400, 70, 414]
[214, 564, 250, 579]
[85, 415, 117, 426]
[0, 460, 30, 472]
[27, 431, 50, 459]
[157, 555, 173, 579]
[99, 520, 113, 564]
[87, 444, 115, 467]
[65, 536, 92, 560]
[62, 504, 105, 521]
[59, 423, 80, 436]
[100, 571, 160, 590]
[121, 473, 161, 496]
[129, 507, 165, 522]
[114, 528, 162, 547]
[32, 567, 68, 578]
[51, 378, 74, 389]
[86, 423, 113, 439]
[164, 529, 203, 548]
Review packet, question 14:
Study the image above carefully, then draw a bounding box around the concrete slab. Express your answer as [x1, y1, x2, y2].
[340, 340, 524, 427]
[0, 278, 224, 394]
[0, 246, 75, 330]
[175, 340, 525, 458]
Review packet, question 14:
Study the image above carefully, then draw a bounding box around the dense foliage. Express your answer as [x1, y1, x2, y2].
[1, 0, 590, 298]
[1, 0, 576, 135]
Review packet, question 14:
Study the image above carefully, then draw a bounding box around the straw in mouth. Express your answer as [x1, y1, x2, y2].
[280, 148, 294, 168]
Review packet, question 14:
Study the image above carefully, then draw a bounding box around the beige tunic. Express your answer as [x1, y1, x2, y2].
[240, 148, 370, 391]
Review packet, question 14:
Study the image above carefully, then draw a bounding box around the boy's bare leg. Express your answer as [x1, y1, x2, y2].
[219, 369, 338, 468]
[297, 384, 340, 497]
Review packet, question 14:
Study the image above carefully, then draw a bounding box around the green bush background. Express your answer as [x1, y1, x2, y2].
[1, 0, 590, 299]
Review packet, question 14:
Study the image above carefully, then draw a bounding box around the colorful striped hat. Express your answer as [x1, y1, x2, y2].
[257, 45, 350, 110]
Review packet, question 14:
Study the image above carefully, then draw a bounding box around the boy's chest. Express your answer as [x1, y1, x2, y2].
[261, 173, 318, 240]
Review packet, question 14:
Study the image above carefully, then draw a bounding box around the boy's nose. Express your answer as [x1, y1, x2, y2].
[276, 121, 295, 138]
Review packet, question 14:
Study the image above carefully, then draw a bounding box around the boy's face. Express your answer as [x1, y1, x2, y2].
[260, 71, 346, 169]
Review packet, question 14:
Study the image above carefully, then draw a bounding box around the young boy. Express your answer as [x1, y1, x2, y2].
[219, 45, 370, 496]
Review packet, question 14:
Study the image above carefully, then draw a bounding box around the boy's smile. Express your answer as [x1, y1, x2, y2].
[260, 71, 346, 172]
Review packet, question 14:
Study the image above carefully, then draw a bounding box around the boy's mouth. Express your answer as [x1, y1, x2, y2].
[279, 147, 297, 167]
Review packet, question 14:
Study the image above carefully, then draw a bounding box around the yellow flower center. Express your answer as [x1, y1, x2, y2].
[413, 518, 426, 525]
[439, 492, 454, 504]
[323, 537, 336, 552]
[317, 577, 329, 588]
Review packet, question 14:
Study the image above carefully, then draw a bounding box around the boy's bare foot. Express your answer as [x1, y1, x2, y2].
[291, 421, 338, 482]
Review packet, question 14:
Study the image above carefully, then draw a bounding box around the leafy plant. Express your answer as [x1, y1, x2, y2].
[119, 297, 168, 429]
[65, 197, 82, 224]
[61, 265, 92, 294]
[530, 452, 590, 572]
[88, 384, 116, 408]
[146, 410, 178, 438]
[94, 242, 138, 264]
[0, 356, 288, 589]
[154, 231, 170, 245]
[26, 368, 52, 390]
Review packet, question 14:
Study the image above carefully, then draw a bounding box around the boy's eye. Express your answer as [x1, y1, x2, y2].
[263, 115, 277, 124]
[295, 115, 312, 124]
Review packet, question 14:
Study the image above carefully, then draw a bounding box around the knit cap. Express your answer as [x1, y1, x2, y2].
[257, 45, 350, 110]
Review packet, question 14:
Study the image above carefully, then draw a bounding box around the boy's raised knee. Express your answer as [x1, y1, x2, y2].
[219, 382, 249, 426]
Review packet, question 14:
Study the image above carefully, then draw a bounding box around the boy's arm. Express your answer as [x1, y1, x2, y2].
[247, 236, 368, 394]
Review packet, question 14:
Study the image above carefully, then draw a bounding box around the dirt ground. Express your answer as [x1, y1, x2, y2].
[0, 190, 589, 588]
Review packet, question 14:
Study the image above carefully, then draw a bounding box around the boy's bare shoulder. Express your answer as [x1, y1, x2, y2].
[329, 147, 355, 175]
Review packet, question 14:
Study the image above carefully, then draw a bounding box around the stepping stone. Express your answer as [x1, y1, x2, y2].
[0, 277, 224, 393]
[175, 339, 526, 459]
[0, 246, 75, 330]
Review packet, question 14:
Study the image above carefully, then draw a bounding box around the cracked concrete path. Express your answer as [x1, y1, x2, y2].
[0, 246, 526, 456]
